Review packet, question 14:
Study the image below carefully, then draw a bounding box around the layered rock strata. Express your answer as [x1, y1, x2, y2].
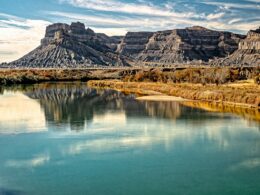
[6, 22, 259, 68]
[117, 26, 245, 65]
[9, 22, 129, 68]
[211, 27, 260, 66]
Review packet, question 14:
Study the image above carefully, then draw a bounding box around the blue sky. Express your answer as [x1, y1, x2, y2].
[0, 0, 259, 62]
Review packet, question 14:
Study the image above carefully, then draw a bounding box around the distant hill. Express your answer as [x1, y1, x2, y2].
[5, 22, 260, 68]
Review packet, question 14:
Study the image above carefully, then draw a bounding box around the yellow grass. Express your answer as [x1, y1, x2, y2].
[88, 80, 260, 108]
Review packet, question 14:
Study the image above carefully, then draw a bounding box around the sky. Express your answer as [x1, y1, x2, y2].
[0, 0, 259, 62]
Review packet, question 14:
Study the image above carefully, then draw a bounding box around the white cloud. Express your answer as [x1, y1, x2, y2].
[55, 0, 259, 34]
[0, 13, 50, 63]
[60, 0, 195, 18]
[92, 28, 128, 36]
[203, 1, 260, 10]
[47, 10, 259, 35]
[206, 12, 225, 20]
[246, 0, 260, 3]
[46, 11, 194, 33]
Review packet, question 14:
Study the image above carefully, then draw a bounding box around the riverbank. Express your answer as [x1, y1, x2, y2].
[0, 67, 259, 85]
[0, 68, 128, 85]
[136, 95, 187, 102]
[180, 101, 260, 122]
[88, 80, 260, 108]
[1, 67, 259, 108]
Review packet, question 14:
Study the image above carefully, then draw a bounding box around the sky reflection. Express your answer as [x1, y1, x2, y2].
[5, 153, 50, 168]
[0, 84, 259, 195]
[0, 91, 46, 134]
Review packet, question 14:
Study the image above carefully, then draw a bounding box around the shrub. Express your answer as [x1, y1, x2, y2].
[254, 75, 260, 85]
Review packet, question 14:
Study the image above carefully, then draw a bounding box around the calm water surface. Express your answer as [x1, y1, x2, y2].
[0, 83, 259, 195]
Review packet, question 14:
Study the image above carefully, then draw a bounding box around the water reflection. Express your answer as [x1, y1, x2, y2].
[0, 86, 3, 94]
[182, 101, 260, 123]
[0, 92, 46, 133]
[6, 153, 50, 168]
[0, 188, 22, 195]
[0, 83, 260, 195]
[0, 83, 259, 153]
[0, 83, 259, 134]
[24, 83, 135, 131]
[230, 158, 260, 170]
[25, 83, 232, 124]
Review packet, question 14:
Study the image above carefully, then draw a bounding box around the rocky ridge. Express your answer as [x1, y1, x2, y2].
[118, 26, 245, 65]
[211, 27, 260, 66]
[4, 22, 260, 68]
[8, 22, 129, 68]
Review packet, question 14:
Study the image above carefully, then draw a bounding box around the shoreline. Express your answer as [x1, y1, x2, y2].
[88, 80, 260, 109]
[0, 67, 259, 109]
[0, 67, 259, 85]
[136, 95, 188, 102]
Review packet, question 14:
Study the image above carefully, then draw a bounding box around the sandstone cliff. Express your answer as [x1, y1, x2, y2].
[6, 22, 259, 68]
[117, 26, 245, 65]
[211, 27, 260, 66]
[9, 22, 129, 68]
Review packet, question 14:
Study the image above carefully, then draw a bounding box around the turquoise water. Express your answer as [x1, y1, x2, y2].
[0, 83, 259, 195]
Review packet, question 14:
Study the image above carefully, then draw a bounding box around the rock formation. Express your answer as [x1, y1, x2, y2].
[117, 26, 245, 65]
[5, 22, 260, 68]
[211, 27, 260, 66]
[8, 22, 129, 68]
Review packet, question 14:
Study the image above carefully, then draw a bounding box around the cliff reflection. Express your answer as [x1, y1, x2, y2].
[25, 83, 134, 130]
[1, 82, 258, 133]
[22, 83, 236, 131]
[0, 83, 259, 154]
[0, 86, 3, 94]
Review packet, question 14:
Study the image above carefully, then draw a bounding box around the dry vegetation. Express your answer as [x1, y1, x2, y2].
[1, 67, 259, 85]
[1, 67, 259, 108]
[0, 68, 125, 85]
[88, 80, 260, 108]
[121, 67, 260, 85]
[0, 69, 90, 85]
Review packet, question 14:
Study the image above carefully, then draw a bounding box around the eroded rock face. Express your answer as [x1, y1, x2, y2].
[116, 32, 154, 58]
[117, 26, 245, 65]
[41, 23, 70, 46]
[211, 27, 260, 66]
[6, 22, 258, 68]
[239, 28, 260, 50]
[97, 33, 124, 51]
[9, 22, 129, 68]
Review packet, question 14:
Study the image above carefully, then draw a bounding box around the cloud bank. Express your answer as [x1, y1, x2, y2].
[0, 13, 50, 63]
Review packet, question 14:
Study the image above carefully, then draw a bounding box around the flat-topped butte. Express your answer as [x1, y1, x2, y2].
[4, 22, 260, 68]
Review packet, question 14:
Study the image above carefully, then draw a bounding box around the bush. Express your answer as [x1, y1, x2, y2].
[254, 75, 260, 85]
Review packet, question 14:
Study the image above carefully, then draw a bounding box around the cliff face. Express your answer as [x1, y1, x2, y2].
[211, 27, 260, 66]
[239, 28, 260, 50]
[6, 22, 259, 68]
[117, 26, 245, 65]
[116, 32, 154, 58]
[9, 22, 129, 68]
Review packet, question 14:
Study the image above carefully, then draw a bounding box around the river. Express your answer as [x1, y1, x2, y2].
[0, 82, 259, 195]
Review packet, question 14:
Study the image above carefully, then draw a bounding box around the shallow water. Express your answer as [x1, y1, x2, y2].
[0, 83, 259, 195]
